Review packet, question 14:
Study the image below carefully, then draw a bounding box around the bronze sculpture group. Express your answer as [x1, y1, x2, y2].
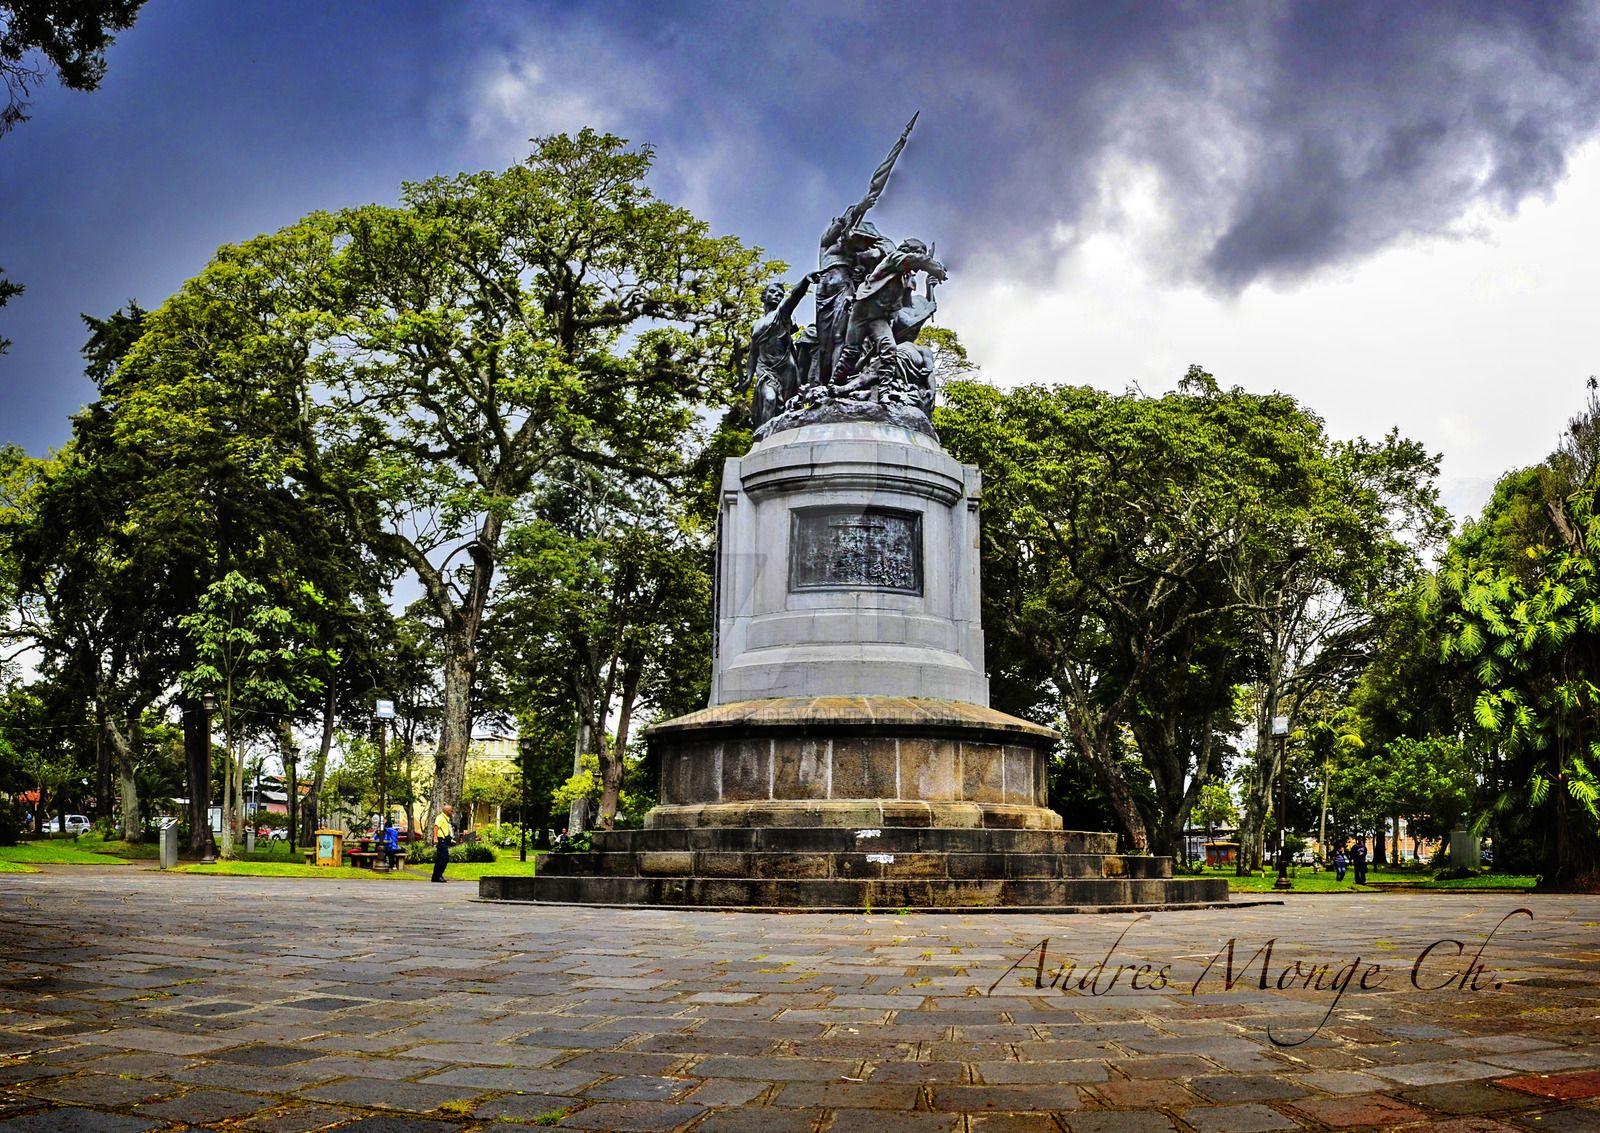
[742, 114, 948, 434]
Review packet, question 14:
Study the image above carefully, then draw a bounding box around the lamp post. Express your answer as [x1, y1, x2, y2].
[200, 692, 219, 864]
[286, 748, 299, 854]
[374, 700, 394, 830]
[1272, 714, 1292, 891]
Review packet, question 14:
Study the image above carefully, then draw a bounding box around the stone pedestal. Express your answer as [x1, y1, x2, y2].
[481, 421, 1227, 910]
[710, 423, 987, 705]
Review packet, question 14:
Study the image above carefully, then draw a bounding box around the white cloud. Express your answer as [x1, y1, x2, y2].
[947, 138, 1600, 526]
[434, 22, 664, 166]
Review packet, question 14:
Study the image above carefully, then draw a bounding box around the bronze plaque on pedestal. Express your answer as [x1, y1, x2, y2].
[789, 506, 922, 594]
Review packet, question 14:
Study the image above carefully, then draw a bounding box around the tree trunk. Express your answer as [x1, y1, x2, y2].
[232, 731, 247, 850]
[1372, 826, 1388, 866]
[402, 730, 417, 842]
[103, 718, 141, 843]
[93, 711, 111, 825]
[427, 633, 475, 837]
[569, 712, 592, 834]
[1075, 732, 1149, 852]
[278, 721, 297, 852]
[181, 696, 212, 854]
[218, 713, 235, 860]
[301, 682, 336, 842]
[598, 662, 640, 830]
[1318, 758, 1330, 860]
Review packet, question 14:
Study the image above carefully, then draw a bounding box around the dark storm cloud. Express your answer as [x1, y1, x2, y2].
[482, 0, 1600, 289]
[5, 1, 1600, 452]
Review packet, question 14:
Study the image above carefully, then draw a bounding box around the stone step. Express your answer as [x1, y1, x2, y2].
[589, 826, 1118, 856]
[479, 873, 1229, 910]
[537, 850, 1171, 881]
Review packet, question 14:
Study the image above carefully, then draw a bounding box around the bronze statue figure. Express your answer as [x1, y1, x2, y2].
[830, 237, 946, 394]
[748, 112, 949, 439]
[809, 113, 917, 387]
[741, 276, 811, 429]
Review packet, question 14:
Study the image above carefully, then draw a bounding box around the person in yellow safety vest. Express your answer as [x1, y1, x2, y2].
[431, 804, 454, 883]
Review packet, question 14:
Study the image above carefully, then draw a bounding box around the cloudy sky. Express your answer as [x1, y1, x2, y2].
[3, 0, 1599, 522]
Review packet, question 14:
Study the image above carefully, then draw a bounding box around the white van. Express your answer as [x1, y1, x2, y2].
[43, 814, 91, 835]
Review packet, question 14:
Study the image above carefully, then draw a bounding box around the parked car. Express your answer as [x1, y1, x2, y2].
[266, 828, 288, 841]
[42, 814, 91, 835]
[1291, 850, 1315, 866]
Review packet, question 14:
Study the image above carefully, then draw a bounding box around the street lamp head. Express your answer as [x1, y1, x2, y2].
[1270, 716, 1289, 738]
[202, 692, 219, 712]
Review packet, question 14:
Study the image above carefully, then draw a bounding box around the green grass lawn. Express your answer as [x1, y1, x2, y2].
[0, 859, 37, 872]
[74, 835, 159, 859]
[403, 856, 544, 882]
[0, 840, 131, 865]
[1199, 865, 1537, 892]
[174, 860, 424, 880]
[172, 846, 546, 881]
[1377, 871, 1538, 890]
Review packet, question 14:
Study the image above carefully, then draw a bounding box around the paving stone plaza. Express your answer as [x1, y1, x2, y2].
[1, 871, 1598, 1132]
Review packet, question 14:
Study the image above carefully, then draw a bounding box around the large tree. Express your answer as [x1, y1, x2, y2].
[940, 368, 1439, 856]
[304, 130, 768, 832]
[1226, 415, 1446, 870]
[939, 375, 1260, 852]
[488, 461, 712, 831]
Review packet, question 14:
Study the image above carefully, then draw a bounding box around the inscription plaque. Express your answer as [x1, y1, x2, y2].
[789, 506, 922, 593]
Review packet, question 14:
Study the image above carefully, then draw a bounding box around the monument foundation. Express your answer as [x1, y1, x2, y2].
[482, 422, 1226, 910]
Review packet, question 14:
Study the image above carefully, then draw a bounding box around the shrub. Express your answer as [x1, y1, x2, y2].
[460, 842, 496, 863]
[409, 844, 434, 864]
[480, 821, 522, 848]
[0, 807, 20, 846]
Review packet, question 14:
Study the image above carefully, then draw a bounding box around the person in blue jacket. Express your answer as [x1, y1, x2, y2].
[381, 818, 400, 871]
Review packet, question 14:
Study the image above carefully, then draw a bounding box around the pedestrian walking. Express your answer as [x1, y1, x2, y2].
[1333, 847, 1348, 882]
[381, 818, 400, 871]
[1352, 840, 1368, 885]
[431, 805, 454, 883]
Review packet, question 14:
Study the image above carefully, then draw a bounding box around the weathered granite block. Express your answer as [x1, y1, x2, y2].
[961, 743, 1006, 805]
[663, 741, 720, 805]
[900, 737, 960, 800]
[638, 852, 693, 876]
[695, 852, 752, 877]
[878, 800, 936, 827]
[723, 739, 772, 802]
[1002, 745, 1035, 805]
[830, 734, 898, 799]
[880, 853, 946, 880]
[773, 737, 830, 799]
[752, 853, 831, 880]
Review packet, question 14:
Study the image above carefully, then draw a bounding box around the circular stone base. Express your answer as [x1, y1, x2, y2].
[753, 397, 937, 442]
[644, 696, 1062, 831]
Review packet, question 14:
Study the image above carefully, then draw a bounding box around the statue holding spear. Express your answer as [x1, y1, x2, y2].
[805, 112, 918, 387]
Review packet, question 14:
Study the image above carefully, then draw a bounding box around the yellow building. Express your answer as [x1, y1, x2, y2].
[405, 734, 519, 832]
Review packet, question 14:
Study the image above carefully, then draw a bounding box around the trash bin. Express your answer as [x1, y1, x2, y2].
[245, 826, 256, 854]
[158, 817, 179, 870]
[314, 828, 344, 867]
[1449, 824, 1481, 870]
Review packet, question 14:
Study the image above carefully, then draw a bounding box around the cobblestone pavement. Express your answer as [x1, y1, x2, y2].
[1, 870, 1598, 1132]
